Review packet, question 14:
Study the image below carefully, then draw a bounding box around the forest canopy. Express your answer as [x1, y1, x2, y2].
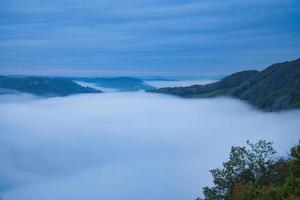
[199, 140, 300, 200]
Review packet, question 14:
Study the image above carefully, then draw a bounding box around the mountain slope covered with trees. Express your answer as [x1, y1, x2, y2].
[72, 77, 153, 91]
[0, 75, 101, 96]
[153, 58, 300, 111]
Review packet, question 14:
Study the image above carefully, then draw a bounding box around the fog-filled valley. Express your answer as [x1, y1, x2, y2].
[2, 0, 300, 198]
[0, 92, 299, 200]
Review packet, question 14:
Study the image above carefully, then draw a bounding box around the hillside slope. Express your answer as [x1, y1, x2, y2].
[233, 59, 300, 110]
[153, 58, 300, 111]
[0, 76, 101, 96]
[72, 77, 153, 91]
[154, 70, 259, 97]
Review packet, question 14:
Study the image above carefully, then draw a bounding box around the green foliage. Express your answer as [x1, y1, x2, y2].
[199, 140, 300, 200]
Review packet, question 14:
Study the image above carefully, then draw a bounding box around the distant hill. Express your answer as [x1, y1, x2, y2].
[153, 58, 300, 111]
[72, 77, 154, 91]
[0, 75, 101, 97]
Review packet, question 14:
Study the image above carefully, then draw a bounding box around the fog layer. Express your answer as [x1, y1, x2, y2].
[0, 92, 299, 200]
[145, 79, 217, 88]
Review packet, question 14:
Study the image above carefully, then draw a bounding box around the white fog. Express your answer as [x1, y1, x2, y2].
[0, 92, 299, 200]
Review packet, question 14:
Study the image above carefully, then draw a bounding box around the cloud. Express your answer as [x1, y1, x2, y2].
[0, 92, 299, 200]
[1, 0, 300, 75]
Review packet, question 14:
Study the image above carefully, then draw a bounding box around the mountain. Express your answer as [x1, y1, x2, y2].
[152, 58, 300, 111]
[0, 75, 101, 96]
[153, 70, 259, 97]
[72, 77, 154, 91]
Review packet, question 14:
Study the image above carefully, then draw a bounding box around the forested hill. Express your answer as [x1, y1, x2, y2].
[153, 58, 300, 111]
[0, 75, 101, 97]
[73, 77, 154, 91]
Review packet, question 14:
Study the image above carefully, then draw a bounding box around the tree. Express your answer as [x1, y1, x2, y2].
[202, 140, 277, 200]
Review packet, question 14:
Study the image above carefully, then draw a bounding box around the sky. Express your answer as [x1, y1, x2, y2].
[0, 0, 300, 76]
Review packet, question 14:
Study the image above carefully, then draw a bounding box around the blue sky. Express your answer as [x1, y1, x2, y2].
[0, 0, 300, 76]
